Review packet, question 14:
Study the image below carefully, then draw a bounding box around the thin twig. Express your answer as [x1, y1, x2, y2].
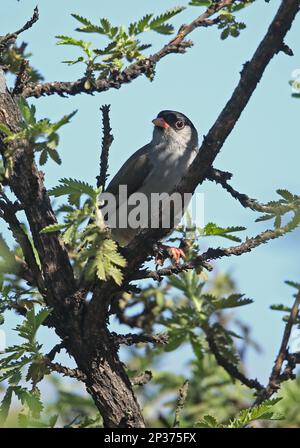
[134, 220, 300, 281]
[13, 59, 30, 96]
[173, 380, 189, 428]
[46, 341, 67, 361]
[119, 0, 300, 280]
[206, 166, 300, 214]
[46, 360, 87, 382]
[23, 1, 235, 98]
[254, 290, 300, 404]
[0, 7, 39, 49]
[203, 322, 264, 391]
[113, 332, 168, 346]
[96, 105, 114, 189]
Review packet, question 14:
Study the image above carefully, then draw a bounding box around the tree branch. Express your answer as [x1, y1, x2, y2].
[121, 0, 300, 277]
[22, 1, 234, 98]
[12, 59, 30, 96]
[134, 217, 300, 282]
[46, 341, 67, 361]
[113, 332, 168, 346]
[254, 289, 300, 405]
[202, 321, 264, 391]
[96, 105, 114, 190]
[173, 380, 189, 428]
[206, 166, 300, 214]
[0, 197, 45, 292]
[0, 7, 39, 51]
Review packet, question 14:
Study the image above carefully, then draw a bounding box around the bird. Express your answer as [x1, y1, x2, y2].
[102, 110, 199, 263]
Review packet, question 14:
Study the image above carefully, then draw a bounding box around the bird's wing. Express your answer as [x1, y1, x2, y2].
[106, 144, 153, 203]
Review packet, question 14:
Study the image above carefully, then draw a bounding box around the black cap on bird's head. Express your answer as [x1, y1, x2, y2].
[152, 110, 198, 148]
[152, 110, 196, 132]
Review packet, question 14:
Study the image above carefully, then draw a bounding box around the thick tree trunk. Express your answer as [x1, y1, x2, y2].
[0, 68, 144, 428]
[75, 330, 145, 428]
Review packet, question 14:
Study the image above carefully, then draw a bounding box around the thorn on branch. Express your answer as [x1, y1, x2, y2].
[12, 59, 30, 95]
[96, 104, 114, 190]
[113, 332, 168, 346]
[0, 7, 39, 51]
[203, 322, 264, 392]
[46, 340, 68, 361]
[205, 166, 257, 209]
[46, 360, 87, 382]
[280, 42, 294, 56]
[206, 166, 300, 215]
[254, 289, 300, 405]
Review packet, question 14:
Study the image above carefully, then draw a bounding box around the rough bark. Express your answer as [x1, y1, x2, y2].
[0, 0, 299, 428]
[0, 69, 145, 428]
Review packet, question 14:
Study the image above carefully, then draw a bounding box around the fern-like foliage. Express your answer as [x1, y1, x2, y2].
[196, 398, 282, 428]
[0, 98, 76, 179]
[1, 43, 44, 83]
[56, 7, 185, 80]
[78, 225, 127, 285]
[255, 189, 300, 228]
[201, 222, 246, 242]
[0, 306, 52, 425]
[43, 178, 127, 285]
[189, 0, 253, 39]
[160, 270, 252, 365]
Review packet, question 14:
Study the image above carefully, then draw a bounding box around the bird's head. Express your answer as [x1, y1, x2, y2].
[152, 110, 198, 149]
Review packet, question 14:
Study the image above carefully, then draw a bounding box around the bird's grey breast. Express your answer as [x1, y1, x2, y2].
[142, 141, 197, 195]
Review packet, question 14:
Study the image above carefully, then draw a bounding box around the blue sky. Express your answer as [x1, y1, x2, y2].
[1, 0, 300, 390]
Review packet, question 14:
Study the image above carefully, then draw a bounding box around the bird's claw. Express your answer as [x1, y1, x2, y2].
[154, 244, 185, 267]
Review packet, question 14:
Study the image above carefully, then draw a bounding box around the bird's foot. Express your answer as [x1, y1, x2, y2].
[154, 243, 185, 267]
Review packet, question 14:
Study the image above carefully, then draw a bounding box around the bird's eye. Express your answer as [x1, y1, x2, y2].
[175, 120, 184, 130]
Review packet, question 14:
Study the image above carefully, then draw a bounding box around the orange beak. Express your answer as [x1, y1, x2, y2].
[152, 117, 170, 129]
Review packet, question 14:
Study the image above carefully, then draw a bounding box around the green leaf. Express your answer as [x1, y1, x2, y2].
[277, 189, 295, 201]
[226, 398, 282, 428]
[201, 222, 246, 242]
[18, 97, 36, 125]
[49, 414, 58, 428]
[48, 178, 98, 205]
[26, 357, 47, 386]
[40, 223, 67, 234]
[51, 110, 77, 132]
[150, 7, 185, 31]
[213, 294, 253, 310]
[94, 238, 127, 285]
[270, 304, 292, 312]
[274, 215, 281, 229]
[152, 24, 175, 35]
[189, 333, 204, 361]
[196, 398, 282, 428]
[71, 14, 105, 34]
[0, 123, 13, 136]
[0, 387, 13, 424]
[47, 148, 62, 165]
[255, 214, 275, 223]
[189, 1, 212, 6]
[16, 306, 51, 344]
[13, 386, 44, 419]
[196, 414, 219, 428]
[285, 280, 300, 290]
[39, 149, 48, 166]
[136, 14, 153, 34]
[165, 330, 187, 352]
